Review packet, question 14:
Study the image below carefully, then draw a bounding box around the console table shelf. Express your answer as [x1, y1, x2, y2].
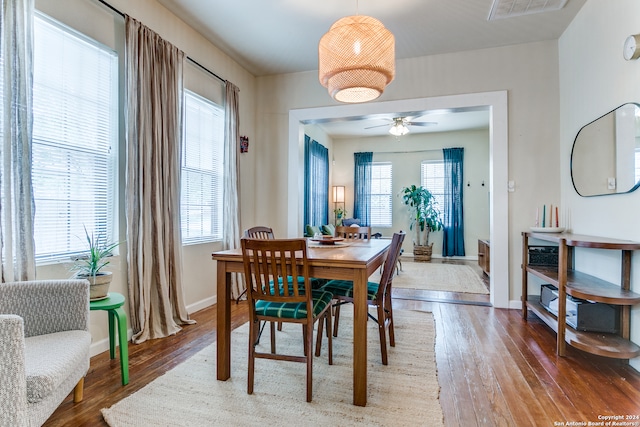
[522, 231, 640, 359]
[525, 297, 640, 359]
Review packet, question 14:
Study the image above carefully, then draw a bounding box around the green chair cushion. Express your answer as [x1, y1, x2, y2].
[269, 276, 325, 293]
[322, 224, 335, 236]
[306, 225, 321, 237]
[320, 279, 379, 300]
[255, 290, 334, 319]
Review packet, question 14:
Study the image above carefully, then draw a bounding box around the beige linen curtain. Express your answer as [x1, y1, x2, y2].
[0, 0, 36, 282]
[124, 16, 194, 343]
[222, 82, 243, 300]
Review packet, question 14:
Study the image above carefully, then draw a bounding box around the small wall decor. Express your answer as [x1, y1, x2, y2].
[240, 136, 249, 153]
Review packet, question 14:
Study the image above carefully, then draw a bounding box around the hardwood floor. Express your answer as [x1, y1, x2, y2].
[45, 268, 640, 426]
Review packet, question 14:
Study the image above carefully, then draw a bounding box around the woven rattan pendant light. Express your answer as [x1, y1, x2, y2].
[318, 14, 395, 103]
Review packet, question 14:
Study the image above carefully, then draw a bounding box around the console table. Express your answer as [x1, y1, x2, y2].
[522, 231, 640, 359]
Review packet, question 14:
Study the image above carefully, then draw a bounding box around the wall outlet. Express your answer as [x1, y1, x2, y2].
[607, 177, 616, 190]
[508, 180, 515, 192]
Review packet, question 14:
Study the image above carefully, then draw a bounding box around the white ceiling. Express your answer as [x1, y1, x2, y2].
[157, 0, 585, 137]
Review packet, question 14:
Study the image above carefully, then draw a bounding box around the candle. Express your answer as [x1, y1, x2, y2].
[535, 208, 539, 226]
[556, 206, 559, 227]
[542, 205, 546, 227]
[550, 204, 553, 228]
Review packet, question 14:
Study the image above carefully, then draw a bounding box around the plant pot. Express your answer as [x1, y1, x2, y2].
[80, 271, 113, 300]
[413, 243, 433, 262]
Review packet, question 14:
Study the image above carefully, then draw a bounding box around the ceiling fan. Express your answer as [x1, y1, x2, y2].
[365, 116, 437, 136]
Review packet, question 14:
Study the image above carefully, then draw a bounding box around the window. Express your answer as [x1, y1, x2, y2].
[421, 161, 445, 221]
[31, 13, 118, 264]
[370, 162, 392, 227]
[181, 90, 224, 244]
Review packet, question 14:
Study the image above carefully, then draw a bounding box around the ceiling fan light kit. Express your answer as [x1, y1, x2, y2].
[389, 121, 409, 136]
[318, 15, 395, 104]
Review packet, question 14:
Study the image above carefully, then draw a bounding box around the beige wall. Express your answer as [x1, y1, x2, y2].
[33, 0, 257, 355]
[559, 0, 640, 370]
[328, 129, 490, 258]
[256, 40, 561, 308]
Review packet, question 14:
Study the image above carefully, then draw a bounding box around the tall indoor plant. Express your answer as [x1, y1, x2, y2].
[71, 227, 119, 300]
[400, 185, 443, 261]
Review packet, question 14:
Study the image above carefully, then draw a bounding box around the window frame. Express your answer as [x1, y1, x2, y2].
[31, 12, 119, 265]
[180, 89, 225, 245]
[370, 162, 393, 228]
[421, 160, 445, 222]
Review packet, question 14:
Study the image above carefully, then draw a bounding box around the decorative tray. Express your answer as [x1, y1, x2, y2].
[310, 237, 344, 245]
[530, 227, 565, 233]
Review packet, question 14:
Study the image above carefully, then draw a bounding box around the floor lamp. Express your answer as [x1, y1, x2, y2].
[333, 185, 345, 225]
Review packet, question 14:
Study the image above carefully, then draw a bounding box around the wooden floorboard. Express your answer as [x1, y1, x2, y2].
[44, 268, 640, 427]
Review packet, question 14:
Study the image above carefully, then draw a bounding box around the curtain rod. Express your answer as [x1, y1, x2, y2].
[96, 0, 227, 84]
[374, 148, 443, 155]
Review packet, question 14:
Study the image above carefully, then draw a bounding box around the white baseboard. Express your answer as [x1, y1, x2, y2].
[186, 295, 217, 314]
[508, 299, 523, 310]
[90, 331, 131, 357]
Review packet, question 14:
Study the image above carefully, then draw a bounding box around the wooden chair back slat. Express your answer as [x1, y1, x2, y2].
[244, 226, 275, 240]
[335, 225, 372, 241]
[241, 238, 310, 305]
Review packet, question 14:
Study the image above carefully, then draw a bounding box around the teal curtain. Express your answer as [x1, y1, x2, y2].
[304, 135, 329, 227]
[353, 152, 372, 226]
[442, 148, 465, 256]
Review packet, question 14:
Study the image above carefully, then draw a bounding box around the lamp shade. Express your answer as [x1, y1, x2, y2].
[333, 186, 345, 203]
[318, 15, 395, 103]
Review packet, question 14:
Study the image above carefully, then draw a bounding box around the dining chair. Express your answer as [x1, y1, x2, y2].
[334, 225, 371, 241]
[241, 237, 334, 402]
[244, 225, 275, 240]
[320, 231, 405, 365]
[235, 227, 276, 304]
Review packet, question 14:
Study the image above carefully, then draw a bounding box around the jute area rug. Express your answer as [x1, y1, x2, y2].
[372, 260, 489, 294]
[102, 309, 443, 427]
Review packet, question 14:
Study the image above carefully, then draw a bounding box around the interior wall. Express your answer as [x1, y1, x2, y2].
[559, 0, 640, 370]
[329, 129, 490, 258]
[257, 40, 561, 308]
[33, 0, 257, 355]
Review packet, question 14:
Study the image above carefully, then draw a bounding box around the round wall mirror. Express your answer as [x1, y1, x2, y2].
[571, 103, 640, 197]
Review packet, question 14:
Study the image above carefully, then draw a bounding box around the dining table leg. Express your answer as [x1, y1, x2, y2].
[353, 268, 369, 406]
[217, 261, 231, 380]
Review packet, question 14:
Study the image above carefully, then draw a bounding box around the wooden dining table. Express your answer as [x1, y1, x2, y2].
[212, 238, 391, 406]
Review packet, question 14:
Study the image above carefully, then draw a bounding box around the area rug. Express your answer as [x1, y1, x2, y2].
[373, 261, 489, 294]
[101, 309, 443, 427]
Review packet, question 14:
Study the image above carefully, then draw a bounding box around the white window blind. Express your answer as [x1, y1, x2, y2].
[181, 90, 224, 244]
[370, 162, 392, 227]
[421, 161, 445, 221]
[32, 13, 118, 263]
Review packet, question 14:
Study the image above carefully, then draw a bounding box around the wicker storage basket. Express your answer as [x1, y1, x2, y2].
[413, 244, 433, 262]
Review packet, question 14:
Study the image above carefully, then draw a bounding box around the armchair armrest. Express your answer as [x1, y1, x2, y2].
[0, 280, 90, 337]
[0, 315, 28, 426]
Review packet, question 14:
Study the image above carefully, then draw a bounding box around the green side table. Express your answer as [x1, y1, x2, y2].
[90, 292, 129, 385]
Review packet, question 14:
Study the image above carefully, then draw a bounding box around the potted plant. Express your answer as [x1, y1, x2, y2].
[71, 227, 119, 300]
[333, 206, 347, 225]
[400, 185, 443, 262]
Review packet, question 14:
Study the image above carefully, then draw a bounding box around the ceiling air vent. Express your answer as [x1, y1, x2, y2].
[488, 0, 569, 20]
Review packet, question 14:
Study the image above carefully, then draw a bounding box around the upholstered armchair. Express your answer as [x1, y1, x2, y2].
[0, 280, 92, 427]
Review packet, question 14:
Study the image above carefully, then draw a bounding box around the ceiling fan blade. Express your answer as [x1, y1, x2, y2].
[406, 121, 437, 127]
[364, 123, 392, 129]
